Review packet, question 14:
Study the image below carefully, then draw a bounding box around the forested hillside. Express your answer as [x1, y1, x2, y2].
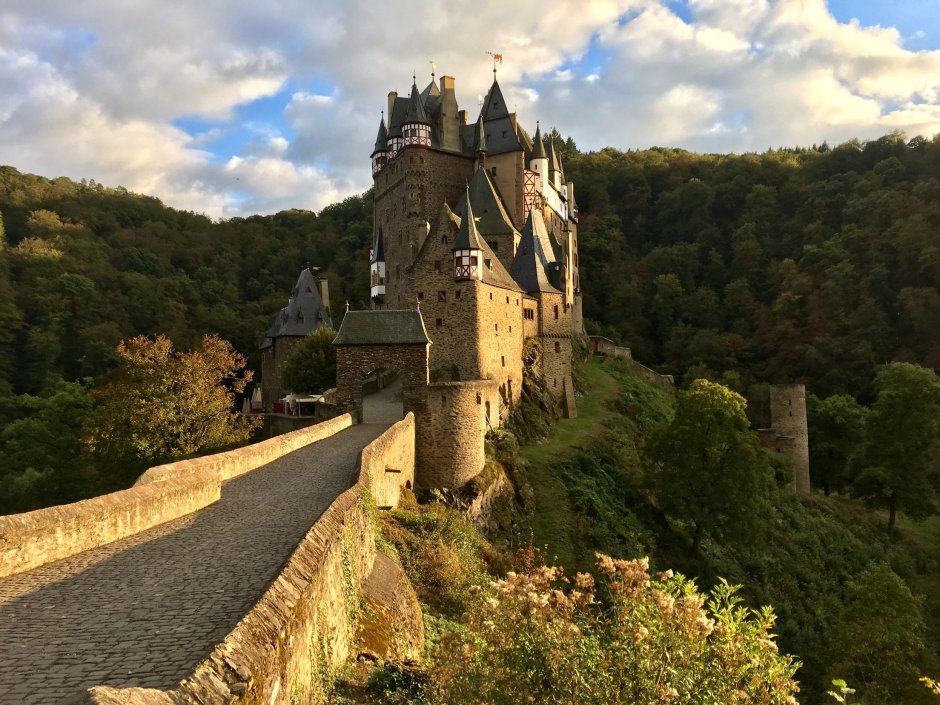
[567, 131, 940, 406]
[1, 130, 938, 509]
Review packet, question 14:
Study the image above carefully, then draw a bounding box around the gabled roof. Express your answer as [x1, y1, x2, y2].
[333, 310, 431, 346]
[510, 210, 563, 294]
[371, 117, 388, 157]
[481, 79, 510, 121]
[466, 167, 515, 236]
[371, 228, 385, 264]
[453, 189, 484, 251]
[262, 268, 332, 344]
[421, 77, 440, 100]
[403, 82, 431, 125]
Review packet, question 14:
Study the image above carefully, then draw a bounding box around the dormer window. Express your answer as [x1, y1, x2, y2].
[454, 249, 480, 280]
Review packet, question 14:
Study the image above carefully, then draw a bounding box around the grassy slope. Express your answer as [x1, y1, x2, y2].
[520, 356, 621, 568]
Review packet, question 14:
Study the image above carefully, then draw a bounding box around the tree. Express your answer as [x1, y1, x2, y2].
[87, 334, 260, 485]
[850, 363, 940, 532]
[647, 379, 775, 551]
[807, 394, 869, 496]
[827, 564, 927, 704]
[281, 327, 337, 394]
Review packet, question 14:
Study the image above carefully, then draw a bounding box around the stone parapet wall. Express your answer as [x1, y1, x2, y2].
[0, 414, 354, 579]
[82, 414, 417, 705]
[136, 414, 353, 486]
[0, 470, 220, 579]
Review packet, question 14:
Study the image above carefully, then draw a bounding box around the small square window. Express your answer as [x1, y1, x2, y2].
[456, 289, 461, 299]
[434, 259, 441, 271]
[436, 317, 443, 327]
[418, 292, 425, 301]
[438, 290, 446, 302]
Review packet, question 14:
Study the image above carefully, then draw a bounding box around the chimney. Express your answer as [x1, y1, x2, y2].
[457, 110, 468, 125]
[439, 76, 460, 151]
[387, 91, 397, 122]
[317, 276, 331, 314]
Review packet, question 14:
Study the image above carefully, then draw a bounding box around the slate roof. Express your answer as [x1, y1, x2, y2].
[332, 309, 431, 346]
[466, 167, 515, 236]
[371, 118, 388, 156]
[453, 189, 484, 251]
[474, 115, 487, 153]
[531, 123, 547, 160]
[511, 210, 563, 294]
[370, 227, 385, 264]
[404, 82, 432, 125]
[261, 268, 332, 348]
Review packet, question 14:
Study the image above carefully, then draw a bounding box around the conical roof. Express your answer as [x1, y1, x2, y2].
[371, 117, 388, 157]
[370, 228, 385, 264]
[531, 123, 547, 160]
[453, 189, 484, 251]
[474, 115, 487, 153]
[403, 82, 431, 125]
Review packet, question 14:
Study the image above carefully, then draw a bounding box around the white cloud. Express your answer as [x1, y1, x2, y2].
[0, 0, 939, 217]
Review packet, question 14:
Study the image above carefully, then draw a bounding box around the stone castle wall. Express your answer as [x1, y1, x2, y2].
[334, 343, 430, 422]
[0, 415, 353, 579]
[416, 380, 499, 488]
[475, 282, 525, 412]
[261, 336, 304, 411]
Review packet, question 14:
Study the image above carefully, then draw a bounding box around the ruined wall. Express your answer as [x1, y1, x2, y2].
[0, 415, 353, 579]
[83, 415, 418, 705]
[767, 384, 811, 494]
[416, 380, 498, 488]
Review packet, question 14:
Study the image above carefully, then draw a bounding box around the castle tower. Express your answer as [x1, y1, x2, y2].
[371, 116, 388, 176]
[370, 228, 386, 306]
[453, 190, 483, 281]
[764, 384, 811, 493]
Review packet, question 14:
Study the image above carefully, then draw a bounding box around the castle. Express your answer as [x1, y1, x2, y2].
[332, 69, 584, 489]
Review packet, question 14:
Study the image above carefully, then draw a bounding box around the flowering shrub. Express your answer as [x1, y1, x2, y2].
[402, 553, 800, 705]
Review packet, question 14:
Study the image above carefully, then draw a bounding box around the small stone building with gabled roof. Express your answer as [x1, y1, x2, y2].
[260, 267, 332, 412]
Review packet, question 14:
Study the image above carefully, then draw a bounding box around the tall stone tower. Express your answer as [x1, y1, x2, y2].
[760, 384, 811, 493]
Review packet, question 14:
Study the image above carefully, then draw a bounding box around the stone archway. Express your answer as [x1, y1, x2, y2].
[333, 310, 431, 423]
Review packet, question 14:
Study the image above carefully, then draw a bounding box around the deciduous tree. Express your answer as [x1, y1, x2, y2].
[850, 363, 940, 532]
[87, 334, 259, 484]
[647, 379, 775, 551]
[281, 327, 337, 394]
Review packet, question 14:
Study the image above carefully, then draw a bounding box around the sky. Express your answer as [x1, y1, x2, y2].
[1, 0, 939, 219]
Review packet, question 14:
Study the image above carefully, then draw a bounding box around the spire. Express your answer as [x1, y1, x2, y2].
[474, 114, 487, 156]
[532, 121, 547, 160]
[371, 114, 388, 157]
[454, 188, 484, 251]
[404, 81, 431, 125]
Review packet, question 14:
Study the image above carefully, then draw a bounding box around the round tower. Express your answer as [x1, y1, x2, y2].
[370, 227, 386, 306]
[402, 81, 432, 149]
[769, 383, 810, 493]
[371, 115, 389, 176]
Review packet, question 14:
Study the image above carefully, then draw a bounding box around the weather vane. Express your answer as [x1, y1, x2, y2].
[430, 60, 436, 80]
[486, 51, 503, 77]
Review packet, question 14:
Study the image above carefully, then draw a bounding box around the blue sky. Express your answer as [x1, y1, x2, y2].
[2, 0, 939, 217]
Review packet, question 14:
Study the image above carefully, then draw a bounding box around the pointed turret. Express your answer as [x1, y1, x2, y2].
[530, 122, 549, 189]
[402, 81, 432, 148]
[511, 210, 563, 294]
[547, 137, 564, 191]
[370, 228, 386, 305]
[371, 116, 388, 176]
[454, 189, 483, 281]
[474, 114, 487, 168]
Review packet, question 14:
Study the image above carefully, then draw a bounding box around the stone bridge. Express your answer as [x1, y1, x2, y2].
[0, 385, 417, 705]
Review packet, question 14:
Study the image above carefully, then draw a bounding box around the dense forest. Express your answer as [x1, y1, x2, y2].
[1, 132, 939, 703]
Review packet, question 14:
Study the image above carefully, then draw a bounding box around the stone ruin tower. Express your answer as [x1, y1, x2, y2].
[759, 383, 811, 493]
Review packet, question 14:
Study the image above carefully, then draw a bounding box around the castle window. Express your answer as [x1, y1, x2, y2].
[438, 290, 446, 302]
[506, 296, 510, 303]
[495, 323, 498, 332]
[524, 308, 534, 320]
[509, 325, 512, 333]
[476, 392, 482, 404]
[554, 305, 559, 320]
[490, 293, 493, 300]
[484, 258, 492, 270]
[434, 259, 441, 271]
[418, 291, 424, 301]
[501, 355, 506, 367]
[553, 378, 557, 388]
[442, 394, 446, 404]
[436, 317, 443, 327]
[554, 342, 561, 353]
[456, 289, 461, 299]
[441, 233, 448, 244]
[491, 166, 497, 176]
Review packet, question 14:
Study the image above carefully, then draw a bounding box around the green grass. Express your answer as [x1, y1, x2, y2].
[520, 356, 621, 568]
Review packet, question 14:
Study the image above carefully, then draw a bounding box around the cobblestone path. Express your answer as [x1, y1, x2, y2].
[0, 423, 388, 705]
